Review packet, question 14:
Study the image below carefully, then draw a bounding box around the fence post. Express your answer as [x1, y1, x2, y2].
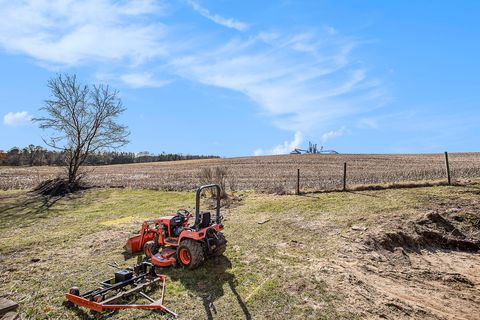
[296, 168, 300, 195]
[444, 151, 451, 185]
[343, 162, 347, 191]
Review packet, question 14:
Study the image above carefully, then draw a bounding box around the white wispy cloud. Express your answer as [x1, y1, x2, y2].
[120, 73, 171, 88]
[0, 0, 166, 66]
[0, 1, 386, 145]
[357, 117, 379, 129]
[186, 0, 249, 31]
[321, 126, 347, 143]
[171, 30, 384, 134]
[3, 111, 32, 126]
[323, 25, 337, 35]
[254, 131, 303, 155]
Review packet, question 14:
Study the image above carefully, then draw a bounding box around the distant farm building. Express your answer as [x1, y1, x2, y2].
[135, 151, 151, 158]
[290, 142, 338, 154]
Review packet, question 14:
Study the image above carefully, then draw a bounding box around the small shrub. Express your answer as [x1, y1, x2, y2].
[198, 166, 229, 198]
[228, 172, 238, 193]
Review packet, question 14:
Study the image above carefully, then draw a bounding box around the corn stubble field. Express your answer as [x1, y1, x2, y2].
[2, 153, 480, 192]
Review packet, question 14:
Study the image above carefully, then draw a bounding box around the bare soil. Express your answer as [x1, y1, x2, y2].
[322, 199, 480, 319]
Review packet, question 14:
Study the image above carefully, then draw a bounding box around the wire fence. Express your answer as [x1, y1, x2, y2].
[1, 152, 480, 193]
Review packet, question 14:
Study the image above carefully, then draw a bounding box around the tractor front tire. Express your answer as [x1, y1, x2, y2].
[212, 232, 227, 256]
[143, 241, 158, 257]
[177, 239, 204, 270]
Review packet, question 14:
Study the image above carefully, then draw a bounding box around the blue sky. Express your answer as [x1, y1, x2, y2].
[0, 0, 479, 156]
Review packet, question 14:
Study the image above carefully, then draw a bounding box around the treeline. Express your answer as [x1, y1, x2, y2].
[0, 145, 219, 166]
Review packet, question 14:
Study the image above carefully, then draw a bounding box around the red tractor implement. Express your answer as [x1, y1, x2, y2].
[65, 261, 177, 317]
[125, 184, 227, 269]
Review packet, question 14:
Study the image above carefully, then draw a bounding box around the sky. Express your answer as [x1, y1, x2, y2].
[0, 0, 479, 157]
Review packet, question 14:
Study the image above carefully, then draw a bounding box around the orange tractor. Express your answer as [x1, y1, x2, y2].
[125, 184, 227, 269]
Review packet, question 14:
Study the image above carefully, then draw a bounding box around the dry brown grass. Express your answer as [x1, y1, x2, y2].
[1, 153, 480, 192]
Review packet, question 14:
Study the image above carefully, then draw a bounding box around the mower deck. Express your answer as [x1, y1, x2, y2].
[151, 248, 176, 267]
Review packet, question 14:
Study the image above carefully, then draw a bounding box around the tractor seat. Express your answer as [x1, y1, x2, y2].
[198, 211, 211, 229]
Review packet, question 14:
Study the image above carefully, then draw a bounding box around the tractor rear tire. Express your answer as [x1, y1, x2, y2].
[212, 232, 227, 256]
[143, 241, 158, 257]
[177, 239, 204, 270]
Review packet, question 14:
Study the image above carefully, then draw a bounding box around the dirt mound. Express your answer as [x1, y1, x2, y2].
[367, 210, 480, 252]
[32, 178, 86, 197]
[323, 204, 480, 319]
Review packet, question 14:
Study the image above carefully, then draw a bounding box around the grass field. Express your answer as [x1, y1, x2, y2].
[1, 153, 480, 192]
[1, 184, 479, 319]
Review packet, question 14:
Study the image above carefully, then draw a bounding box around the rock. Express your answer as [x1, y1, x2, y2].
[257, 219, 270, 224]
[351, 225, 367, 231]
[1, 312, 21, 320]
[0, 298, 18, 317]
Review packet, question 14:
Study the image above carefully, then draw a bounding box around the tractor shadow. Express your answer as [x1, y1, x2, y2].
[162, 255, 251, 320]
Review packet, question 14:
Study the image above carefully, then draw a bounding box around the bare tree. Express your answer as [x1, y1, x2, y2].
[24, 144, 45, 166]
[35, 74, 129, 187]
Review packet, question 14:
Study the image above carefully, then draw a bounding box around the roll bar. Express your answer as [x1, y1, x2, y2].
[195, 184, 222, 225]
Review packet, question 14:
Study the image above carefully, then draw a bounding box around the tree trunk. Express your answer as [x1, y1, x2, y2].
[68, 166, 76, 185]
[68, 156, 78, 186]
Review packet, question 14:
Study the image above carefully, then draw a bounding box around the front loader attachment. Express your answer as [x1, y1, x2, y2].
[125, 234, 143, 254]
[125, 222, 155, 254]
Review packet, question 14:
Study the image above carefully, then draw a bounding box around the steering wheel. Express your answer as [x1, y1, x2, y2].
[176, 209, 191, 218]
